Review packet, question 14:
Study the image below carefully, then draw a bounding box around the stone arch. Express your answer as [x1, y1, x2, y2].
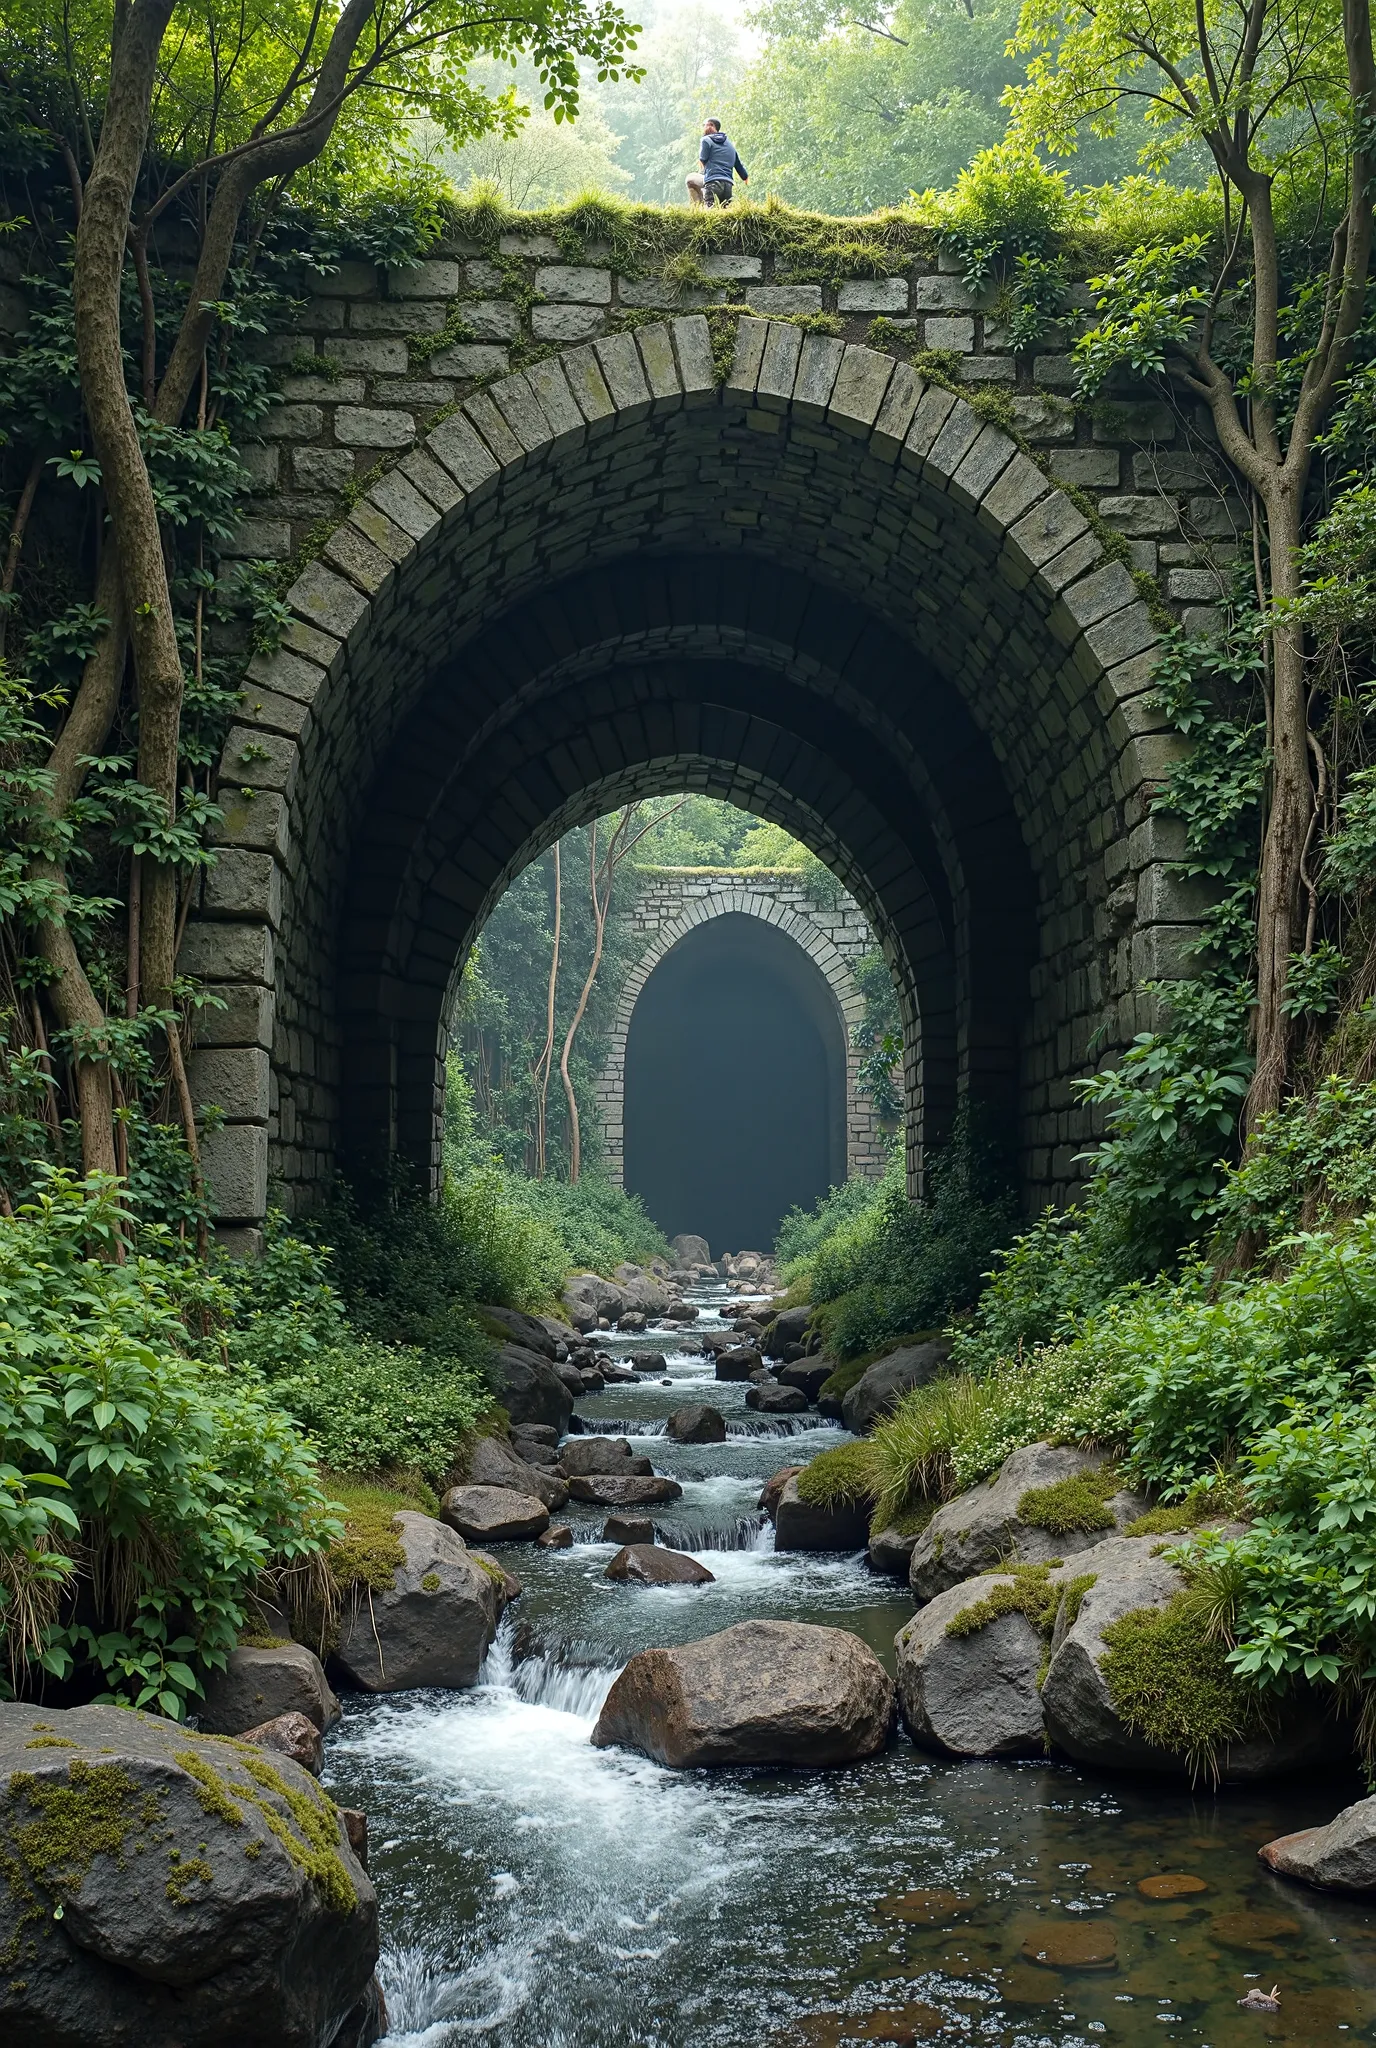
[185, 315, 1194, 1234]
[596, 883, 883, 1192]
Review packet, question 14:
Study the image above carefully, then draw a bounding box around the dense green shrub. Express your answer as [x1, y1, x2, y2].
[1211, 1075, 1376, 1256]
[775, 1172, 887, 1273]
[0, 1174, 333, 1717]
[222, 1221, 491, 1486]
[799, 1119, 1019, 1360]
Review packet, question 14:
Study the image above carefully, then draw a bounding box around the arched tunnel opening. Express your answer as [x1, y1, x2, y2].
[622, 913, 848, 1254]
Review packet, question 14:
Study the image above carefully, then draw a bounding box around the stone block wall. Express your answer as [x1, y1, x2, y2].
[597, 869, 890, 1186]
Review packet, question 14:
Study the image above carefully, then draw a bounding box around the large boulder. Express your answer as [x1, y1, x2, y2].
[561, 1271, 627, 1330]
[1040, 1536, 1334, 1781]
[567, 1473, 683, 1508]
[774, 1474, 870, 1552]
[666, 1404, 727, 1444]
[908, 1444, 1151, 1599]
[670, 1233, 711, 1266]
[746, 1382, 807, 1414]
[604, 1545, 715, 1587]
[894, 1574, 1048, 1759]
[614, 1264, 672, 1314]
[763, 1304, 814, 1357]
[1260, 1796, 1376, 1892]
[488, 1342, 575, 1431]
[464, 1432, 568, 1512]
[0, 1701, 376, 2048]
[840, 1341, 952, 1436]
[560, 1436, 653, 1478]
[604, 1513, 655, 1544]
[198, 1643, 340, 1738]
[715, 1346, 763, 1381]
[439, 1485, 550, 1544]
[778, 1361, 832, 1402]
[591, 1620, 894, 1768]
[334, 1511, 498, 1693]
[480, 1304, 558, 1358]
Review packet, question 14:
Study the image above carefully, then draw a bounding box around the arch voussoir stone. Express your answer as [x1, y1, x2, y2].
[187, 315, 1186, 1237]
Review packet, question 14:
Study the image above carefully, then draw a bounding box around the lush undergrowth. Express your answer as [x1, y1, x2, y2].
[778, 1120, 1018, 1360]
[0, 1096, 668, 1717]
[860, 1081, 1376, 1736]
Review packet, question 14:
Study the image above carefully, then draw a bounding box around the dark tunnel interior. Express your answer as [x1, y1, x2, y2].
[623, 914, 847, 1256]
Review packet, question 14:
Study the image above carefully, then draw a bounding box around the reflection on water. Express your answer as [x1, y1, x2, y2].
[321, 1280, 1376, 2047]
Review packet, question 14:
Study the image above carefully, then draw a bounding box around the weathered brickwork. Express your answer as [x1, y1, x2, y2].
[183, 295, 1217, 1239]
[597, 871, 888, 1187]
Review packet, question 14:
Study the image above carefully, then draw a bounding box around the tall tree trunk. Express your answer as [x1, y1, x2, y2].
[532, 842, 561, 1178]
[1249, 485, 1310, 1123]
[72, 0, 182, 1011]
[32, 863, 116, 1175]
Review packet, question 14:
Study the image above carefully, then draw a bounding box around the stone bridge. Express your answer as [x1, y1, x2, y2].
[181, 239, 1239, 1239]
[596, 867, 888, 1194]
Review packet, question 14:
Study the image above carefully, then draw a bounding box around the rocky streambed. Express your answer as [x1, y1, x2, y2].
[317, 1280, 1376, 2048]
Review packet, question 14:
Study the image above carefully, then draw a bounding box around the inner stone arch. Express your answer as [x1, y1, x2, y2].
[597, 881, 886, 1220]
[186, 319, 1191, 1232]
[622, 912, 854, 1253]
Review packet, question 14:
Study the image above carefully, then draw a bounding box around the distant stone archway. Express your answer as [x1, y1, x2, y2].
[182, 315, 1197, 1236]
[597, 878, 887, 1191]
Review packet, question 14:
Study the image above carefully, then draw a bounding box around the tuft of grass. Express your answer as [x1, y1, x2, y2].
[1125, 1474, 1250, 1536]
[795, 1440, 881, 1510]
[868, 1373, 985, 1527]
[1018, 1466, 1120, 1536]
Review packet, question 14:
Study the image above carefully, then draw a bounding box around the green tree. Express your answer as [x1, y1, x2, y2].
[1005, 0, 1376, 1124]
[2, 0, 639, 1183]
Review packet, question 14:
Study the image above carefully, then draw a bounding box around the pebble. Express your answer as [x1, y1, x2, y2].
[1138, 1873, 1208, 1899]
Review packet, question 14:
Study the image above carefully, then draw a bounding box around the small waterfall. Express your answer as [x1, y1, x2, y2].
[727, 1415, 831, 1439]
[481, 1615, 618, 1720]
[657, 1511, 772, 1554]
[573, 1417, 667, 1438]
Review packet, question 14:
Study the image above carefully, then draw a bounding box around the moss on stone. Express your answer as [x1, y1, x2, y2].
[175, 1746, 357, 1916]
[234, 1753, 357, 1916]
[421, 1571, 441, 1592]
[796, 1440, 881, 1509]
[23, 1738, 77, 1750]
[944, 1563, 1098, 1647]
[1099, 1591, 1262, 1781]
[5, 1761, 156, 1900]
[1125, 1476, 1250, 1536]
[1018, 1466, 1119, 1535]
[323, 1484, 408, 1597]
[165, 1853, 214, 1906]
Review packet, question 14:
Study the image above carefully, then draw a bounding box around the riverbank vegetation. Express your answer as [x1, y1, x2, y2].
[1, 0, 1375, 1765]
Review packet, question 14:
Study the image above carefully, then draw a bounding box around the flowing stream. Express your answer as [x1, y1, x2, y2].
[324, 1280, 1376, 2047]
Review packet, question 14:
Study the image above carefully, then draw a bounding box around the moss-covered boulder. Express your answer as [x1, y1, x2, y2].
[0, 1701, 377, 2047]
[895, 1573, 1049, 1759]
[908, 1444, 1150, 1599]
[774, 1474, 870, 1552]
[334, 1511, 498, 1693]
[1040, 1538, 1337, 1781]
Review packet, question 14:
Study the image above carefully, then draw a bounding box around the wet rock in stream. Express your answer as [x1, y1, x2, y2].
[335, 1511, 499, 1693]
[559, 1435, 653, 1478]
[567, 1473, 683, 1507]
[604, 1543, 716, 1586]
[464, 1432, 568, 1510]
[439, 1485, 550, 1544]
[666, 1402, 727, 1442]
[591, 1618, 895, 1767]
